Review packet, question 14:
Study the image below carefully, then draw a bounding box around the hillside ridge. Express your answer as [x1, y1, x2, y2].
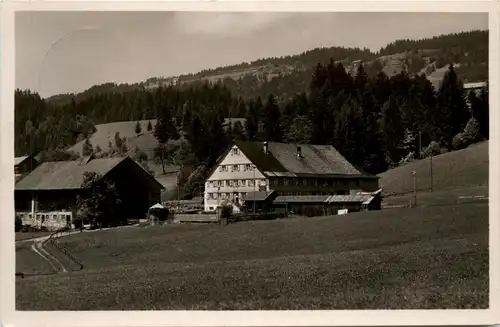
[44, 29, 488, 105]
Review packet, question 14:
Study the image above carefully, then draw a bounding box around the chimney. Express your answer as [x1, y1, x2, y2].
[263, 141, 268, 154]
[296, 146, 302, 158]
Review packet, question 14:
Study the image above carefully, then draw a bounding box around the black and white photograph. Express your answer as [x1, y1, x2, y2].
[1, 1, 499, 326]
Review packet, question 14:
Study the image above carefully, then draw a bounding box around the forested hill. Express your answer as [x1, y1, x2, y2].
[44, 30, 487, 105]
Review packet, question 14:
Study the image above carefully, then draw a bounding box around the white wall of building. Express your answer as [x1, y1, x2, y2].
[204, 145, 269, 212]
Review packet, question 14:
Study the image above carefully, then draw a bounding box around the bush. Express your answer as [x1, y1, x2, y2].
[422, 141, 441, 158]
[462, 118, 482, 145]
[220, 205, 233, 218]
[15, 215, 23, 232]
[399, 151, 415, 165]
[452, 133, 466, 150]
[74, 218, 84, 230]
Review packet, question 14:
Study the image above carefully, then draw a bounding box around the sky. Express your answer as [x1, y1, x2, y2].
[15, 12, 488, 98]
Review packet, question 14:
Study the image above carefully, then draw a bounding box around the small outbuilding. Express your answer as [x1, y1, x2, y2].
[148, 203, 170, 225]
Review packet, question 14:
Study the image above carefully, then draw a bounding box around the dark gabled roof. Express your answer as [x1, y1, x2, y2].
[233, 141, 288, 173]
[233, 141, 368, 178]
[15, 156, 165, 191]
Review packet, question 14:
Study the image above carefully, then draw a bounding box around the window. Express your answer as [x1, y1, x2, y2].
[218, 181, 224, 187]
[219, 166, 224, 172]
[231, 165, 240, 172]
[231, 148, 240, 156]
[260, 179, 267, 185]
[239, 180, 245, 186]
[225, 193, 231, 199]
[301, 179, 307, 186]
[209, 181, 214, 188]
[226, 180, 231, 187]
[213, 193, 218, 200]
[248, 179, 254, 186]
[245, 164, 252, 171]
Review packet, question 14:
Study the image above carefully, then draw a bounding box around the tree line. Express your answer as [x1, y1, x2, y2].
[15, 59, 488, 189]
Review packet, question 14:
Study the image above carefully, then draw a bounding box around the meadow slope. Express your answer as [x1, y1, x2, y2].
[16, 202, 488, 310]
[379, 141, 489, 196]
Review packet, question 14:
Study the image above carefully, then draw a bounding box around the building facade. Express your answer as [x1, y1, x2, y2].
[204, 145, 271, 212]
[204, 140, 379, 212]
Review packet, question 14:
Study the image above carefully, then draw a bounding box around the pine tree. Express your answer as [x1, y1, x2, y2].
[332, 98, 365, 168]
[236, 97, 247, 117]
[134, 121, 142, 134]
[470, 88, 489, 139]
[354, 64, 369, 93]
[284, 115, 312, 144]
[436, 64, 469, 149]
[260, 94, 283, 142]
[82, 138, 93, 156]
[244, 99, 260, 141]
[381, 96, 405, 164]
[231, 120, 246, 140]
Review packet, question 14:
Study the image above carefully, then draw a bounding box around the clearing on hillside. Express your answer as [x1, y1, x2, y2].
[379, 141, 488, 196]
[16, 202, 488, 310]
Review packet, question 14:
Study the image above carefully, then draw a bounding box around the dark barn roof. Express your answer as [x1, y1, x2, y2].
[15, 156, 164, 191]
[233, 140, 377, 179]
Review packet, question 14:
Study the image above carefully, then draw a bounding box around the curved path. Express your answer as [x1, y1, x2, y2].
[17, 224, 140, 274]
[30, 240, 60, 272]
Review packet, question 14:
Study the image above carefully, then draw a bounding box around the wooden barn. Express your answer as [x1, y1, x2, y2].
[15, 155, 165, 230]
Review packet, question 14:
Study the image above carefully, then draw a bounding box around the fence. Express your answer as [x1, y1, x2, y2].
[43, 227, 84, 270]
[173, 213, 219, 223]
[46, 238, 84, 270]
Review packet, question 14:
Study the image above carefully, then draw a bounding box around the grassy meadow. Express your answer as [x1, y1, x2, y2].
[379, 141, 489, 195]
[16, 201, 488, 310]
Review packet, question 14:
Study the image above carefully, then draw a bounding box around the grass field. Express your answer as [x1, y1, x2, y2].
[15, 232, 52, 242]
[16, 201, 488, 310]
[379, 141, 488, 195]
[382, 185, 488, 207]
[15, 242, 56, 274]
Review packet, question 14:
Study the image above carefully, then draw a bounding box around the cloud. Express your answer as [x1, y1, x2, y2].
[171, 12, 294, 37]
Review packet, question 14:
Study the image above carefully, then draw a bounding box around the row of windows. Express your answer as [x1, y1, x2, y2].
[209, 177, 361, 188]
[208, 179, 267, 188]
[270, 178, 359, 187]
[207, 192, 248, 200]
[206, 190, 350, 200]
[218, 163, 254, 173]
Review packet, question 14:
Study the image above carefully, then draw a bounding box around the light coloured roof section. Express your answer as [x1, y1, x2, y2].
[14, 156, 29, 166]
[464, 81, 487, 89]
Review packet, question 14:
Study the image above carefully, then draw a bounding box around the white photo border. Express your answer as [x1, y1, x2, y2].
[1, 1, 499, 326]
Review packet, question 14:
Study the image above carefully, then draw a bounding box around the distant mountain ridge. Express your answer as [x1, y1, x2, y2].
[45, 29, 488, 105]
